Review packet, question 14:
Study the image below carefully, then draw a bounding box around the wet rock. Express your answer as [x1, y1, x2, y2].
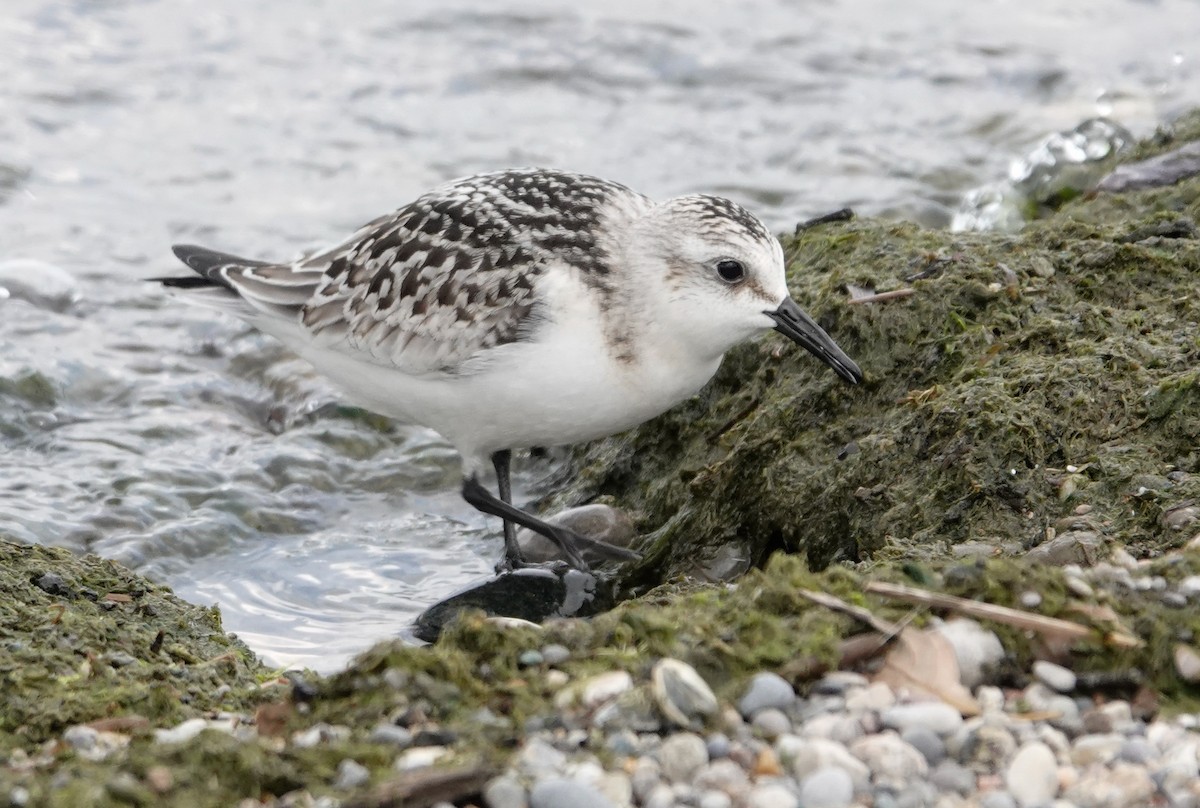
[517, 504, 637, 565]
[651, 657, 718, 729]
[0, 259, 79, 311]
[529, 777, 615, 808]
[413, 566, 613, 642]
[738, 672, 795, 717]
[34, 572, 75, 599]
[1004, 742, 1058, 807]
[1097, 139, 1200, 192]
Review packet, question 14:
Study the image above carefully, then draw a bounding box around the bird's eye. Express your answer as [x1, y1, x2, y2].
[716, 259, 745, 284]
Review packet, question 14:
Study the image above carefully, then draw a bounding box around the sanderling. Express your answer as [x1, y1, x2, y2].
[155, 168, 862, 570]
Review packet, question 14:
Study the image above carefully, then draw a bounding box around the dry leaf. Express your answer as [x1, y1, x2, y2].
[872, 627, 981, 715]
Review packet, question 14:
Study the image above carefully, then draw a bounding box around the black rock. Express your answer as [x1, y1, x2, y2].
[412, 565, 614, 643]
[34, 572, 76, 599]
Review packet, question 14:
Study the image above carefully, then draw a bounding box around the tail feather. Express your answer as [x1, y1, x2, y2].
[149, 244, 272, 290]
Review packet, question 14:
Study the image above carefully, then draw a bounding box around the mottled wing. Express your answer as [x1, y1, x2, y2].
[214, 169, 641, 376]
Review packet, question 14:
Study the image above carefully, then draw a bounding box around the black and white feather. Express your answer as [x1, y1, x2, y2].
[160, 169, 649, 376]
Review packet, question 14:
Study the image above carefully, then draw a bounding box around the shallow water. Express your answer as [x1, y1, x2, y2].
[2, 0, 1197, 671]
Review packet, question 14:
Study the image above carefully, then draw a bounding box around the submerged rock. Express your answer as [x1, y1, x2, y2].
[412, 564, 614, 642]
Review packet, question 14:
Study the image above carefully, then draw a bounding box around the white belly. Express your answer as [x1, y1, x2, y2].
[284, 273, 722, 474]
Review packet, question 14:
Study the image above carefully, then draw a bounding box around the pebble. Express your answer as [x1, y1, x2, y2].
[652, 657, 719, 729]
[656, 732, 708, 782]
[1005, 742, 1058, 807]
[745, 782, 799, 808]
[1174, 644, 1200, 683]
[1032, 660, 1077, 693]
[849, 732, 928, 786]
[541, 644, 571, 666]
[933, 619, 1005, 688]
[368, 724, 414, 747]
[797, 766, 854, 808]
[881, 702, 963, 735]
[751, 708, 791, 739]
[483, 774, 528, 808]
[900, 726, 946, 765]
[333, 759, 370, 790]
[529, 777, 615, 808]
[737, 672, 795, 717]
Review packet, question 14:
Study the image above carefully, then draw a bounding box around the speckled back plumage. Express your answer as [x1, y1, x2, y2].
[182, 169, 652, 375]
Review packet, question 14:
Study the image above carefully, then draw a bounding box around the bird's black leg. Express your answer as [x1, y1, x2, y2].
[463, 473, 590, 571]
[490, 450, 522, 569]
[462, 475, 643, 570]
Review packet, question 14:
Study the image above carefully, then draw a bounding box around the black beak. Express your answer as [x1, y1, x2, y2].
[765, 297, 863, 384]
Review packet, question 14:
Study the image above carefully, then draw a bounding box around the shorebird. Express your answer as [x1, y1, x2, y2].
[156, 168, 862, 570]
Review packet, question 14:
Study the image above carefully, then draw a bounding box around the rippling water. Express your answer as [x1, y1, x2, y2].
[2, 0, 1197, 671]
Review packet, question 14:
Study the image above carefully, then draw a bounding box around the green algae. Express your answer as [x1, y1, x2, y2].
[0, 541, 269, 751]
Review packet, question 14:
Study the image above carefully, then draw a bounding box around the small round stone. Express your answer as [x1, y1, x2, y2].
[529, 777, 615, 808]
[706, 733, 731, 759]
[1004, 741, 1058, 807]
[737, 672, 795, 717]
[797, 766, 854, 808]
[518, 649, 544, 667]
[368, 724, 413, 747]
[979, 792, 1018, 808]
[698, 790, 733, 808]
[881, 703, 963, 735]
[483, 774, 527, 808]
[333, 759, 370, 790]
[929, 759, 975, 795]
[541, 644, 571, 666]
[751, 708, 791, 739]
[652, 658, 719, 729]
[1032, 660, 1077, 693]
[656, 732, 709, 782]
[900, 727, 946, 765]
[745, 782, 799, 808]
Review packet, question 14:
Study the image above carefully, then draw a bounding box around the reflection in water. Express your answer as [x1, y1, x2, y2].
[1, 0, 1197, 671]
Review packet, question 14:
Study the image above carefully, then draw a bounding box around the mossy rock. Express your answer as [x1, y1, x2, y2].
[0, 541, 268, 751]
[564, 111, 1200, 588]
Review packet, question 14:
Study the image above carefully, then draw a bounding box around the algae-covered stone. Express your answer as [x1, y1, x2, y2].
[0, 540, 267, 749]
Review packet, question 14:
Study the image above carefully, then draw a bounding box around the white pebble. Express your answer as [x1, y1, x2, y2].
[880, 702, 964, 735]
[1005, 742, 1058, 807]
[1032, 660, 1077, 693]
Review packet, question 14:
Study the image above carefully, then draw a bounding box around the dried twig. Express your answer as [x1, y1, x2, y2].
[847, 288, 916, 305]
[864, 581, 1144, 648]
[798, 588, 903, 636]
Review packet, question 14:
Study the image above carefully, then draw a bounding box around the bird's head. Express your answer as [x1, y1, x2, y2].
[633, 194, 862, 384]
